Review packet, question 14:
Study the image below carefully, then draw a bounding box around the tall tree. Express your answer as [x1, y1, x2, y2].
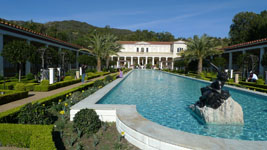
[229, 10, 267, 44]
[81, 33, 105, 72]
[1, 40, 35, 81]
[183, 34, 223, 74]
[103, 34, 121, 68]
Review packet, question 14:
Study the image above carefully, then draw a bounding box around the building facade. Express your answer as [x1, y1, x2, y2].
[112, 41, 187, 69]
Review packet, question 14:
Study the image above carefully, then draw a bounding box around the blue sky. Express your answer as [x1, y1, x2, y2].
[1, 0, 266, 38]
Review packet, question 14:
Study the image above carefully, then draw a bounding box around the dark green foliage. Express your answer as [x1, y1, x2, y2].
[105, 75, 114, 82]
[17, 103, 54, 125]
[0, 75, 4, 80]
[14, 83, 26, 91]
[93, 80, 104, 88]
[229, 10, 267, 44]
[26, 73, 34, 80]
[261, 53, 267, 67]
[211, 57, 226, 69]
[0, 123, 56, 149]
[0, 90, 28, 105]
[73, 109, 101, 135]
[78, 55, 97, 66]
[1, 40, 36, 82]
[146, 63, 152, 69]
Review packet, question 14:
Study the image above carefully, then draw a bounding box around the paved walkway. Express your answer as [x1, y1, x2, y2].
[0, 75, 110, 113]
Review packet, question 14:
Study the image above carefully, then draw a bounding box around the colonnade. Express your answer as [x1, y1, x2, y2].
[111, 56, 174, 70]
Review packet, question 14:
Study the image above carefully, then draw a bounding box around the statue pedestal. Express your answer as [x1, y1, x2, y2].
[190, 97, 244, 125]
[49, 68, 54, 85]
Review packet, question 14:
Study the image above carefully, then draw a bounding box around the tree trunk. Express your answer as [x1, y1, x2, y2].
[198, 58, 203, 74]
[97, 56, 101, 72]
[106, 57, 110, 69]
[19, 63, 22, 82]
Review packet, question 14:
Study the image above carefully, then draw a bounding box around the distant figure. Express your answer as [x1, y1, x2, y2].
[117, 69, 123, 78]
[81, 65, 87, 83]
[248, 71, 258, 82]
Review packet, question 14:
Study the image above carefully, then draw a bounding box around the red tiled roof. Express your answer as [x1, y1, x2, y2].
[223, 37, 267, 51]
[118, 41, 173, 45]
[0, 18, 83, 49]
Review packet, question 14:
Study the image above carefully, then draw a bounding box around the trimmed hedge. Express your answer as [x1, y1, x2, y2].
[34, 79, 81, 92]
[0, 73, 118, 123]
[0, 82, 17, 90]
[0, 123, 56, 150]
[0, 90, 28, 105]
[239, 81, 267, 89]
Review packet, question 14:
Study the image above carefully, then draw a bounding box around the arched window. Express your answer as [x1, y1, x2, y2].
[137, 48, 139, 52]
[146, 48, 149, 52]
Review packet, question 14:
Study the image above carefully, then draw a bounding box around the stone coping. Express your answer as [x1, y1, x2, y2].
[163, 71, 267, 98]
[70, 69, 267, 150]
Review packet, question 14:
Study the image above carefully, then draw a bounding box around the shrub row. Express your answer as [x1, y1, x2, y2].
[239, 81, 267, 89]
[0, 90, 28, 105]
[34, 79, 81, 92]
[0, 123, 56, 150]
[0, 72, 118, 122]
[0, 82, 17, 90]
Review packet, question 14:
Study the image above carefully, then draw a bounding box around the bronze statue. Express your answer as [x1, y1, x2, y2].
[195, 61, 230, 109]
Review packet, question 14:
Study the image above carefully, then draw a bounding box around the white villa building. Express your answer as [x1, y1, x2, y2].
[112, 41, 187, 69]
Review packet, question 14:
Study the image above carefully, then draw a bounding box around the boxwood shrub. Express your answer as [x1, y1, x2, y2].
[0, 90, 28, 105]
[73, 109, 101, 135]
[34, 79, 81, 92]
[0, 123, 56, 150]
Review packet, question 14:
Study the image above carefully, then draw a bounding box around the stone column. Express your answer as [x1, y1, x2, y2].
[111, 56, 113, 61]
[131, 56, 133, 66]
[228, 52, 232, 70]
[0, 33, 3, 76]
[25, 40, 31, 75]
[152, 56, 154, 66]
[117, 57, 120, 68]
[76, 51, 79, 69]
[166, 57, 168, 68]
[230, 69, 233, 79]
[159, 57, 162, 69]
[145, 56, 148, 65]
[49, 68, 54, 84]
[124, 56, 127, 65]
[138, 56, 140, 65]
[171, 59, 174, 70]
[259, 47, 265, 76]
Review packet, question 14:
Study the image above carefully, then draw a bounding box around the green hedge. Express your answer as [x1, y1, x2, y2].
[0, 82, 17, 90]
[239, 81, 267, 89]
[0, 90, 28, 105]
[34, 79, 81, 92]
[0, 123, 56, 150]
[0, 72, 117, 123]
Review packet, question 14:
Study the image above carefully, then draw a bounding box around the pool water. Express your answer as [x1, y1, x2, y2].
[97, 70, 267, 141]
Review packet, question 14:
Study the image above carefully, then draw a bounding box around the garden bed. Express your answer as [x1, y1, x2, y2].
[0, 72, 137, 150]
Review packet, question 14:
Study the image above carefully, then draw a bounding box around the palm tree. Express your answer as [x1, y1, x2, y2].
[183, 34, 223, 74]
[80, 33, 121, 72]
[103, 34, 122, 69]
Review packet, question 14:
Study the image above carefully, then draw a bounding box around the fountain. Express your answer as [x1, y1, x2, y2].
[190, 62, 244, 125]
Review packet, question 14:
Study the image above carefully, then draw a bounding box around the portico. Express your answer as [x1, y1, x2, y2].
[112, 41, 187, 69]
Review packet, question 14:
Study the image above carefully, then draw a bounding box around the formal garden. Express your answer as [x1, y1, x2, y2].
[0, 69, 136, 150]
